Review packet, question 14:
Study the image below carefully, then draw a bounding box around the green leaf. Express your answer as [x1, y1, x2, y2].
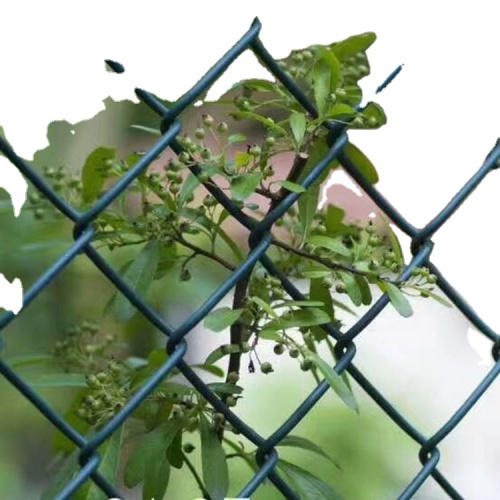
[234, 152, 253, 168]
[361, 102, 387, 128]
[417, 289, 453, 308]
[178, 173, 200, 206]
[250, 295, 279, 319]
[377, 280, 413, 317]
[379, 214, 404, 265]
[282, 300, 325, 308]
[26, 373, 87, 388]
[206, 382, 244, 395]
[192, 363, 225, 378]
[277, 180, 306, 194]
[81, 147, 115, 203]
[204, 307, 244, 332]
[312, 58, 331, 116]
[342, 142, 379, 184]
[182, 207, 244, 263]
[308, 351, 358, 413]
[290, 112, 307, 149]
[154, 244, 178, 281]
[354, 274, 372, 306]
[278, 459, 344, 500]
[130, 124, 161, 136]
[124, 419, 182, 489]
[143, 458, 170, 500]
[315, 46, 341, 92]
[297, 138, 339, 240]
[265, 308, 331, 331]
[229, 111, 287, 136]
[41, 449, 80, 500]
[5, 354, 56, 370]
[227, 133, 247, 145]
[200, 413, 229, 500]
[301, 267, 331, 279]
[205, 344, 241, 366]
[230, 172, 262, 201]
[167, 431, 184, 469]
[308, 235, 351, 257]
[231, 79, 277, 94]
[110, 239, 160, 322]
[309, 278, 336, 341]
[338, 271, 362, 307]
[53, 390, 90, 454]
[331, 32, 377, 61]
[86, 427, 124, 500]
[322, 104, 355, 120]
[324, 205, 351, 237]
[277, 435, 340, 469]
[258, 329, 282, 342]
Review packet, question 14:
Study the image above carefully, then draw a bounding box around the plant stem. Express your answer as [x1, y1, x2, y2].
[271, 238, 399, 284]
[183, 453, 212, 500]
[176, 234, 236, 272]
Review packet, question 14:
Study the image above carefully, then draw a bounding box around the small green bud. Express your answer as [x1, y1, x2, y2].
[226, 396, 237, 407]
[248, 144, 261, 156]
[213, 412, 226, 424]
[335, 283, 346, 294]
[183, 443, 196, 454]
[169, 184, 180, 195]
[180, 268, 191, 282]
[300, 358, 314, 371]
[335, 88, 347, 99]
[34, 208, 44, 220]
[351, 116, 364, 127]
[195, 128, 206, 140]
[273, 344, 285, 355]
[179, 152, 191, 164]
[217, 122, 228, 134]
[260, 361, 274, 374]
[227, 371, 240, 384]
[289, 347, 300, 359]
[202, 114, 214, 127]
[240, 342, 251, 353]
[265, 136, 276, 147]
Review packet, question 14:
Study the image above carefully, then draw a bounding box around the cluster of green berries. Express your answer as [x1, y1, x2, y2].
[76, 359, 129, 427]
[53, 320, 116, 373]
[248, 273, 286, 304]
[340, 52, 370, 82]
[270, 337, 316, 373]
[29, 165, 83, 220]
[410, 266, 438, 296]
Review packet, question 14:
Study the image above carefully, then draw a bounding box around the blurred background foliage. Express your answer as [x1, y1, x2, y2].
[0, 94, 413, 499]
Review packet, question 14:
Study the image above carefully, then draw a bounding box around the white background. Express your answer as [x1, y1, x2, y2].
[1, 1, 499, 499]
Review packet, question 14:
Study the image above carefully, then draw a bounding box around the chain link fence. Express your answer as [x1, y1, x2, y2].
[1, 17, 499, 500]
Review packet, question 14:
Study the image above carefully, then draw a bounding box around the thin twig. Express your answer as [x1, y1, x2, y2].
[183, 453, 212, 500]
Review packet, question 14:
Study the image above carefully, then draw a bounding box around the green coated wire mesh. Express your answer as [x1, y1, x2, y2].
[1, 17, 499, 500]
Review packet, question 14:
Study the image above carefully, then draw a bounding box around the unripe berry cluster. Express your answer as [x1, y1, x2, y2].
[53, 320, 116, 373]
[76, 359, 128, 427]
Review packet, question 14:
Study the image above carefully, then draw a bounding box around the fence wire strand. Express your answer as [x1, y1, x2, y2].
[1, 16, 499, 500]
